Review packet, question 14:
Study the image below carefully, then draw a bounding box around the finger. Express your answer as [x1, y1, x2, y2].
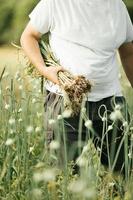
[53, 77, 60, 85]
[56, 66, 64, 72]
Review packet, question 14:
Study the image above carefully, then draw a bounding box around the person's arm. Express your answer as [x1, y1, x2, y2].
[20, 22, 63, 85]
[118, 42, 133, 88]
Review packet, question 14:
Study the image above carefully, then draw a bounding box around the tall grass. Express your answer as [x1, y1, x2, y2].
[0, 62, 133, 200]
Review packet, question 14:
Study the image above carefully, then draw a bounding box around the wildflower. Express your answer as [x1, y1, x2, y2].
[35, 127, 41, 133]
[29, 146, 34, 153]
[26, 126, 34, 133]
[48, 119, 56, 125]
[32, 98, 36, 104]
[9, 117, 15, 125]
[68, 180, 86, 193]
[102, 117, 106, 122]
[37, 112, 42, 118]
[5, 103, 10, 110]
[107, 125, 113, 131]
[18, 108, 22, 113]
[85, 120, 92, 129]
[10, 129, 14, 134]
[18, 118, 23, 122]
[115, 104, 121, 110]
[33, 169, 57, 183]
[57, 115, 63, 120]
[97, 146, 101, 152]
[5, 138, 14, 146]
[81, 107, 86, 114]
[130, 127, 133, 131]
[18, 85, 23, 90]
[128, 151, 132, 159]
[62, 109, 72, 118]
[110, 110, 122, 121]
[49, 140, 60, 150]
[123, 121, 128, 127]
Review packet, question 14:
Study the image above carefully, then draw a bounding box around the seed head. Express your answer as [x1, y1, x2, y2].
[26, 126, 34, 133]
[85, 120, 92, 129]
[9, 118, 15, 125]
[49, 140, 60, 150]
[5, 138, 14, 146]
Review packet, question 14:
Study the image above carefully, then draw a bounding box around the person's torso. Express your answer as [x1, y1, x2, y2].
[45, 0, 126, 101]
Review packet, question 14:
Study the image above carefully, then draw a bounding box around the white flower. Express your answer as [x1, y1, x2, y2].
[29, 146, 34, 153]
[48, 119, 56, 125]
[5, 104, 10, 110]
[10, 129, 14, 134]
[32, 98, 36, 104]
[68, 180, 86, 193]
[18, 85, 23, 90]
[37, 112, 42, 118]
[97, 147, 101, 152]
[49, 140, 60, 150]
[33, 169, 57, 182]
[123, 121, 128, 127]
[128, 151, 132, 159]
[5, 138, 14, 146]
[115, 104, 121, 110]
[57, 115, 63, 120]
[130, 127, 133, 131]
[85, 120, 92, 129]
[9, 117, 15, 125]
[62, 109, 72, 118]
[18, 108, 22, 113]
[110, 110, 122, 121]
[35, 127, 41, 133]
[18, 118, 23, 122]
[81, 107, 86, 114]
[102, 117, 106, 122]
[107, 125, 113, 131]
[26, 126, 34, 133]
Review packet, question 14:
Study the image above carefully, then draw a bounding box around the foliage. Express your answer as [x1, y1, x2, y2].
[0, 0, 39, 45]
[0, 61, 133, 199]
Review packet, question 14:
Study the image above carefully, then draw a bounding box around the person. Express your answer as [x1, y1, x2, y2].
[20, 0, 133, 175]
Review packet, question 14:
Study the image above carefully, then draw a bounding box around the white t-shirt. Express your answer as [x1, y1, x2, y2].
[29, 0, 133, 101]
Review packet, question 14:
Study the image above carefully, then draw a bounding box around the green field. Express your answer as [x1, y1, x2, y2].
[0, 47, 133, 200]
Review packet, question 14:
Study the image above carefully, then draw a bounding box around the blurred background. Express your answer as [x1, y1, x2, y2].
[0, 0, 133, 46]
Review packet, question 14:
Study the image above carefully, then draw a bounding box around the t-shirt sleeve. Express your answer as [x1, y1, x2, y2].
[29, 0, 51, 34]
[122, 2, 133, 43]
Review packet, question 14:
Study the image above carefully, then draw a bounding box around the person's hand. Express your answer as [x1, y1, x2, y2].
[43, 66, 64, 85]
